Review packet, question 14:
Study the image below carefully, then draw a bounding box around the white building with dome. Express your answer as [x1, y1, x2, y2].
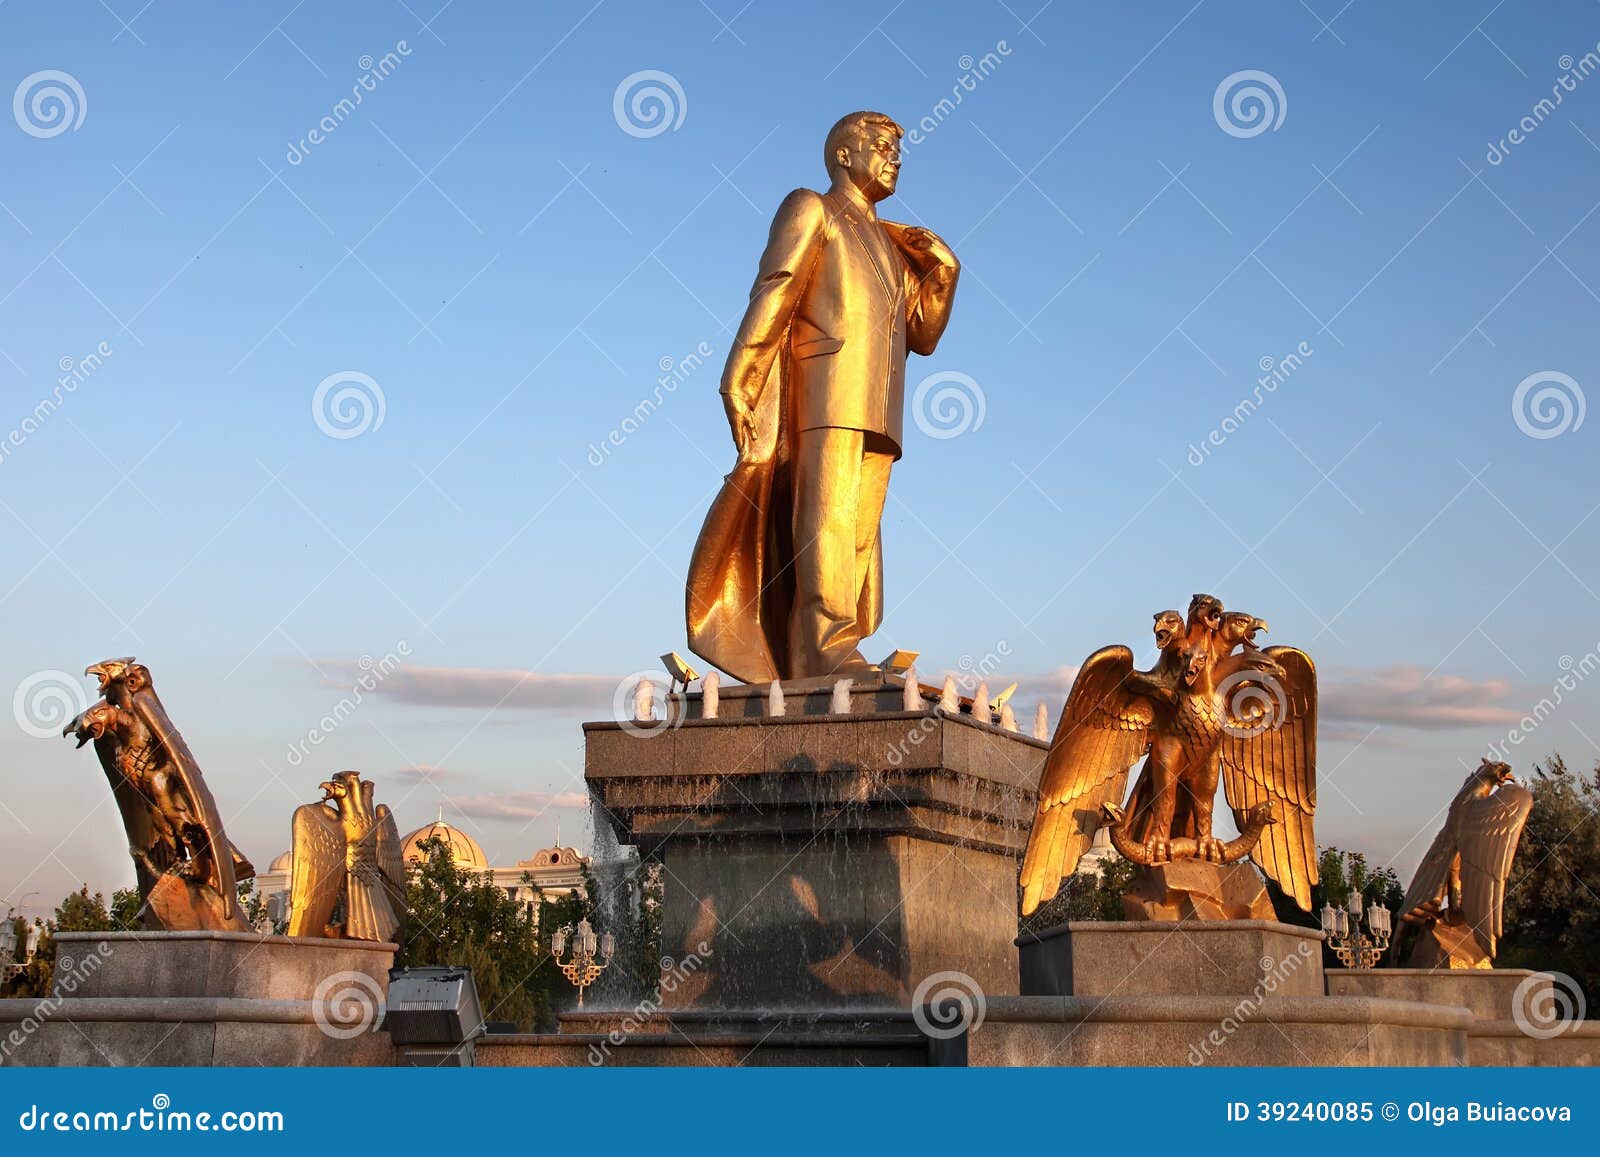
[255, 813, 589, 927]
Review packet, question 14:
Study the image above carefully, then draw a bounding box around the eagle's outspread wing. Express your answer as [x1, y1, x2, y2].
[286, 802, 345, 937]
[1457, 781, 1533, 956]
[375, 803, 408, 941]
[1020, 645, 1156, 915]
[1219, 646, 1318, 910]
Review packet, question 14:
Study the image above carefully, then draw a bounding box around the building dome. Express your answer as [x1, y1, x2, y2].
[401, 818, 488, 871]
[268, 849, 293, 874]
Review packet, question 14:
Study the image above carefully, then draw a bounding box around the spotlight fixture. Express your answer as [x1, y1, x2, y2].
[660, 652, 700, 694]
[879, 649, 920, 676]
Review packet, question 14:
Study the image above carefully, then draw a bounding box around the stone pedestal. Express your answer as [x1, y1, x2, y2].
[1019, 919, 1325, 998]
[937, 919, 1473, 1066]
[0, 931, 396, 1067]
[1122, 861, 1276, 921]
[585, 672, 1042, 1013]
[1326, 968, 1600, 1066]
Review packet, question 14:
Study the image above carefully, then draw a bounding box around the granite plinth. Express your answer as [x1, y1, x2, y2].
[1326, 968, 1599, 1066]
[942, 994, 1471, 1066]
[1019, 920, 1326, 999]
[0, 931, 396, 1067]
[586, 679, 1043, 1011]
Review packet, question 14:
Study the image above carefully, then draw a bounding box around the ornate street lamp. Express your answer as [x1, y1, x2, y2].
[550, 918, 614, 1008]
[1321, 890, 1391, 970]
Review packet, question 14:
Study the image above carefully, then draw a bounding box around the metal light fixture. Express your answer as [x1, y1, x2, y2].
[551, 917, 614, 1007]
[660, 652, 700, 695]
[879, 649, 920, 676]
[1321, 891, 1391, 970]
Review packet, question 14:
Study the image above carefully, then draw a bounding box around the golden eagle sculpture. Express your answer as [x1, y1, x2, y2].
[1020, 594, 1318, 916]
[1394, 759, 1532, 968]
[287, 770, 407, 943]
[62, 658, 255, 931]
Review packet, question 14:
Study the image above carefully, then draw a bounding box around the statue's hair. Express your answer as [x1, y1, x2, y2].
[823, 110, 903, 175]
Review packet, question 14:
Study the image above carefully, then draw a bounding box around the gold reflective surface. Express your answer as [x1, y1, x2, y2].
[287, 770, 406, 942]
[687, 111, 959, 683]
[1020, 594, 1319, 915]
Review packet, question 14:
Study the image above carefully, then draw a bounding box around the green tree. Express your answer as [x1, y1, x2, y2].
[6, 886, 115, 998]
[1019, 858, 1139, 933]
[396, 836, 578, 1031]
[1498, 754, 1600, 1001]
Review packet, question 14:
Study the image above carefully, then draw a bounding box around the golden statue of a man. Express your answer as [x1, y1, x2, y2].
[687, 111, 960, 682]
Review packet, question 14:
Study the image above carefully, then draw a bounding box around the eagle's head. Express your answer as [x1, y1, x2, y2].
[85, 657, 136, 694]
[63, 701, 121, 748]
[1220, 612, 1268, 648]
[1478, 758, 1515, 787]
[1180, 646, 1212, 687]
[1186, 593, 1224, 635]
[1152, 610, 1184, 651]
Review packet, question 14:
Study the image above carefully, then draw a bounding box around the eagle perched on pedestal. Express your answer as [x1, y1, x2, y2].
[1395, 759, 1532, 967]
[287, 771, 407, 943]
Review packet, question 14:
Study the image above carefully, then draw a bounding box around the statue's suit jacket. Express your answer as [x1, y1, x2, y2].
[687, 187, 959, 682]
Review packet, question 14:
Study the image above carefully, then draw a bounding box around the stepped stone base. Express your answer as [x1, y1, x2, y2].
[586, 672, 1043, 1012]
[1326, 968, 1600, 1066]
[1019, 920, 1326, 999]
[0, 931, 396, 1067]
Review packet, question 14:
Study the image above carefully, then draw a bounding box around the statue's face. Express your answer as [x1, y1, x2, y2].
[841, 126, 901, 201]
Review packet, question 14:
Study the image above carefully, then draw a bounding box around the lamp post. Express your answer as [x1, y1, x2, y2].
[1321, 890, 1391, 970]
[550, 918, 614, 1008]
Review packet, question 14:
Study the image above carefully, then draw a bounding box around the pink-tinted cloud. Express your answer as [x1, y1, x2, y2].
[1320, 665, 1521, 730]
[450, 790, 590, 820]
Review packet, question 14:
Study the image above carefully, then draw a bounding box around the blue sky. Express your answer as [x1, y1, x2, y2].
[2, 0, 1598, 916]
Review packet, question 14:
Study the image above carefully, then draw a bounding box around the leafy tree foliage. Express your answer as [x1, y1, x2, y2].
[1499, 754, 1600, 1001]
[1019, 858, 1139, 932]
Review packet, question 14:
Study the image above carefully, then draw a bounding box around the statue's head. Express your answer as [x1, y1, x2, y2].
[1152, 610, 1184, 651]
[824, 110, 904, 202]
[1186, 593, 1224, 634]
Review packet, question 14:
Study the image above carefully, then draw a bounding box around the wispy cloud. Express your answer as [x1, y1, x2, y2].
[317, 661, 621, 712]
[1321, 665, 1520, 730]
[451, 790, 590, 820]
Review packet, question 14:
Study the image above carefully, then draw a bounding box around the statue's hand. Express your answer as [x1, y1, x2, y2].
[897, 225, 957, 269]
[723, 393, 755, 457]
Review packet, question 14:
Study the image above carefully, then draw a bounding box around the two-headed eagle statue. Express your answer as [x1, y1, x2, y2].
[1020, 594, 1319, 915]
[64, 658, 256, 931]
[1394, 758, 1532, 967]
[286, 770, 407, 943]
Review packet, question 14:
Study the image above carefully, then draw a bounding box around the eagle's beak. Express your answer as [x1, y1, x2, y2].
[318, 781, 337, 798]
[1253, 618, 1269, 634]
